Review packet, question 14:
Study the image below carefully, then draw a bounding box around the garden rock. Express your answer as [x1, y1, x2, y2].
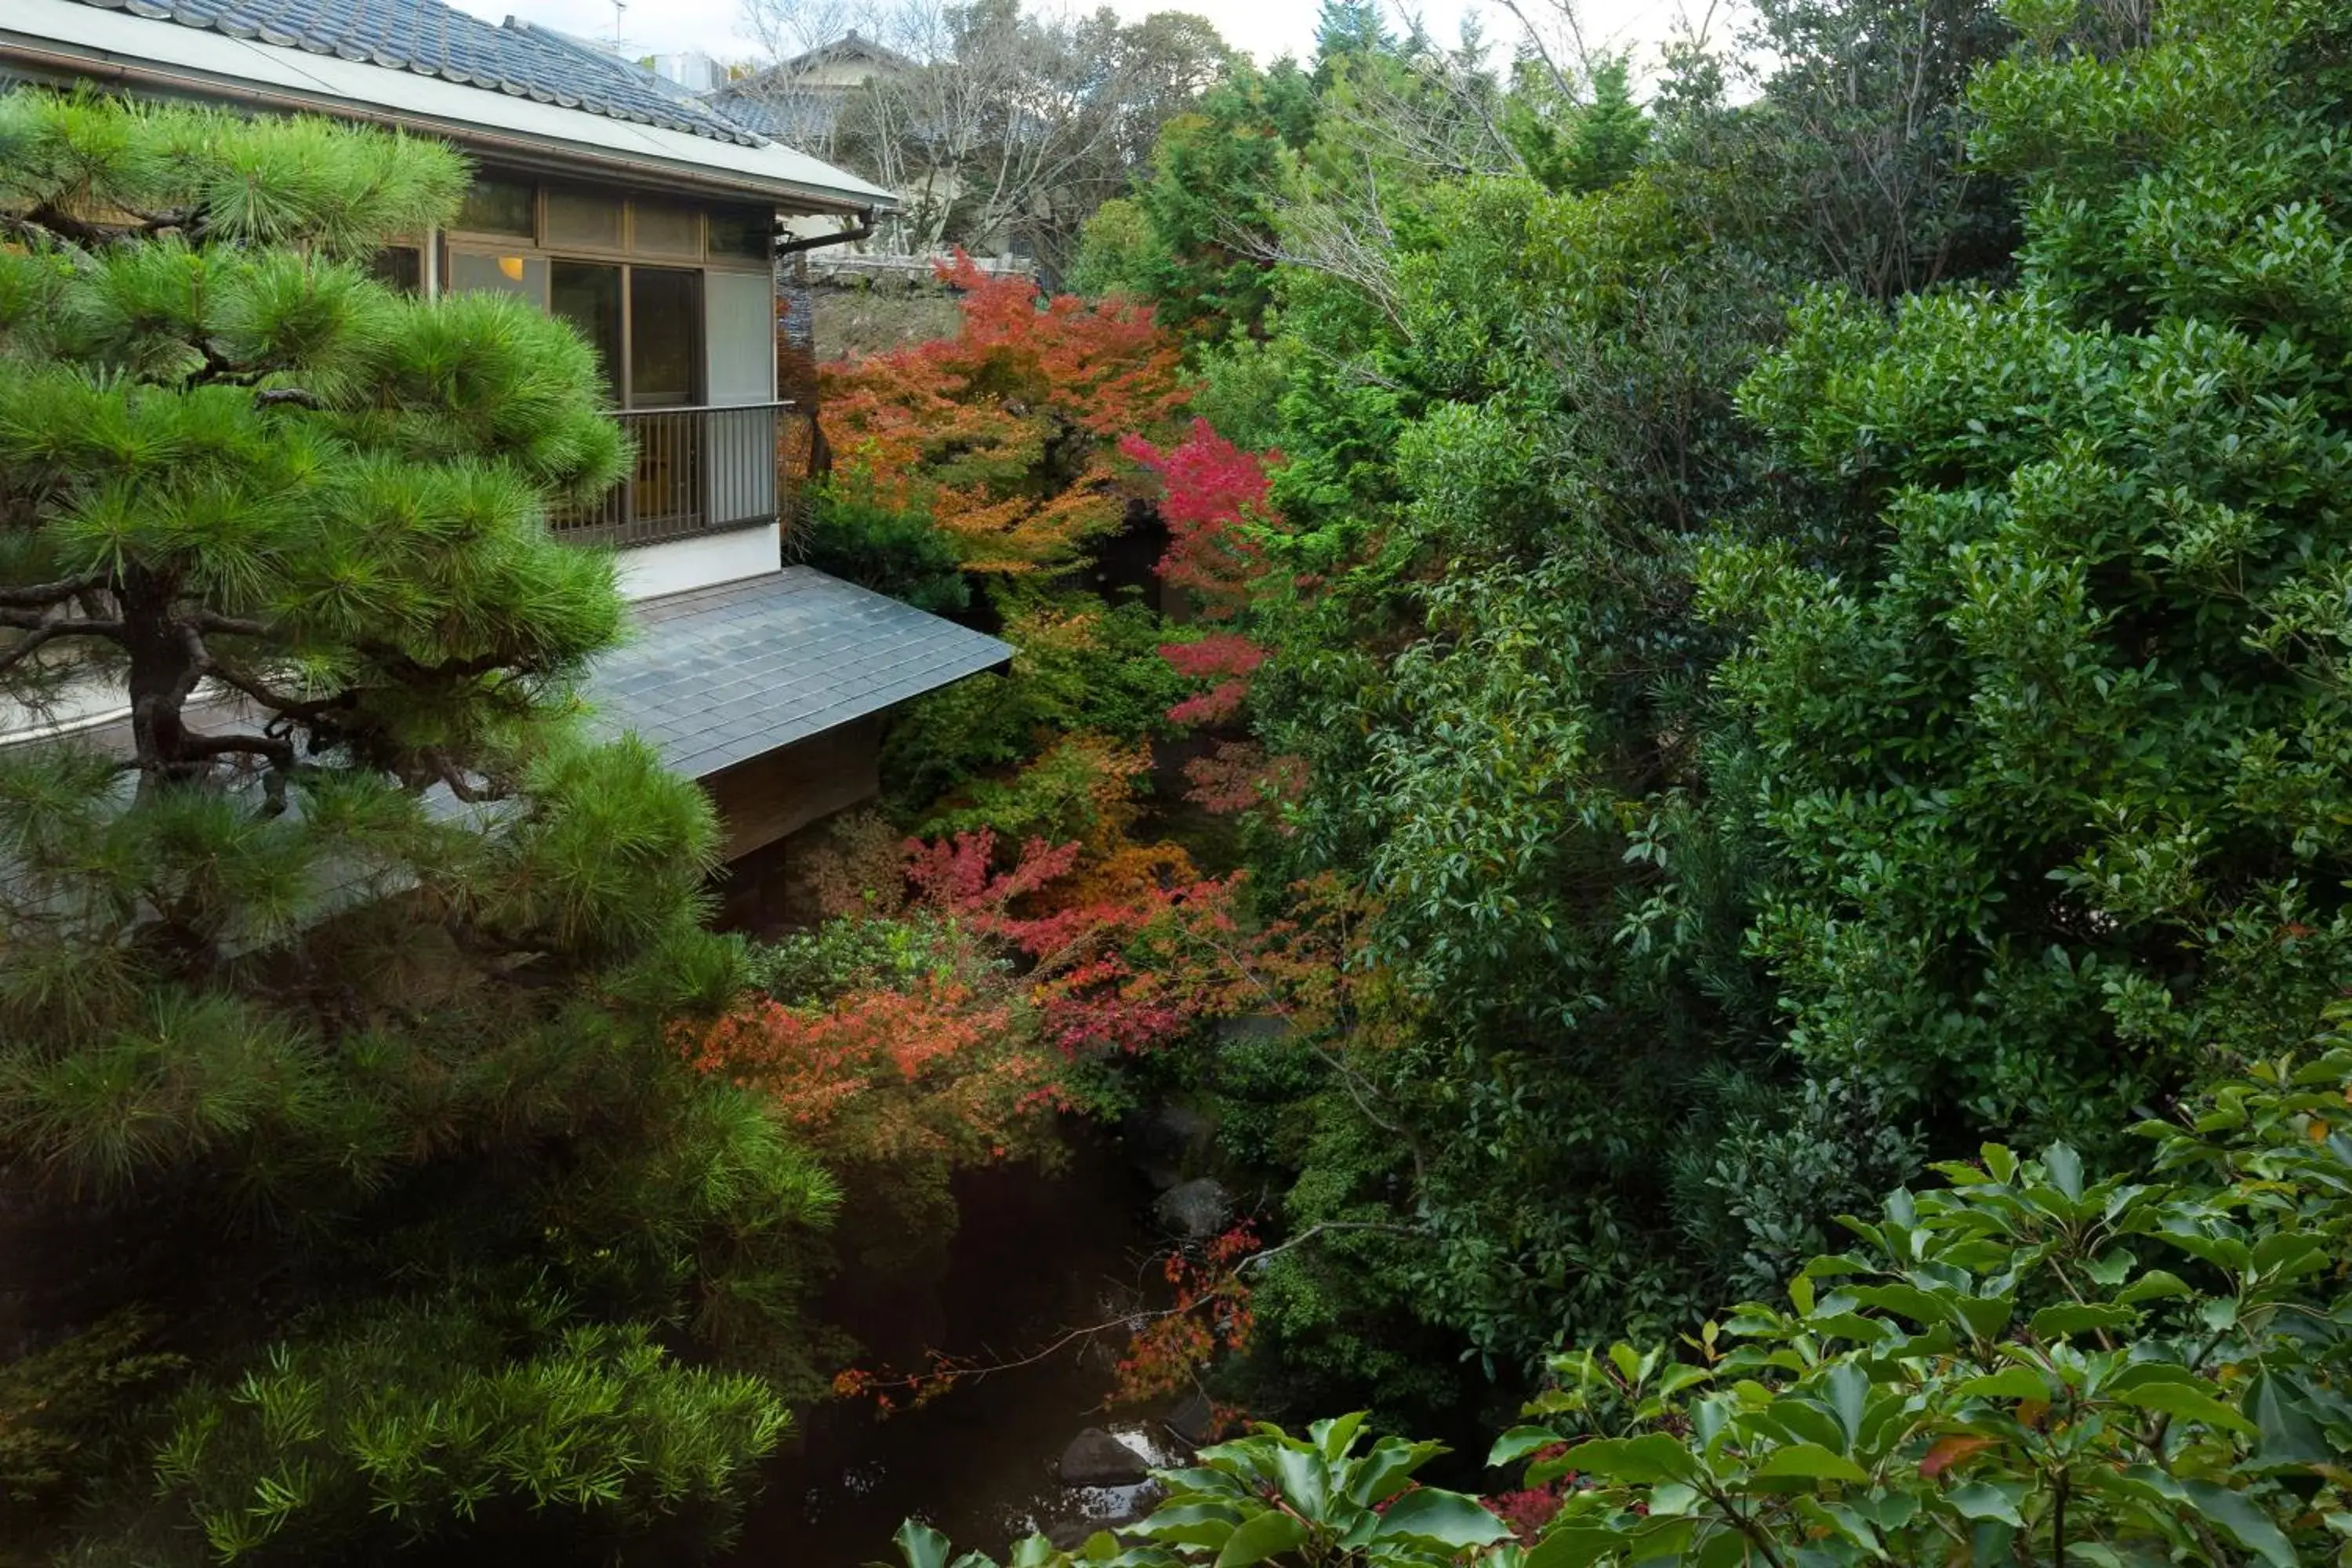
[1058, 1428, 1149, 1486]
[1152, 1178, 1232, 1240]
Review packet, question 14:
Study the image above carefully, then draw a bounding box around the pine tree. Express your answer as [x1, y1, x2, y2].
[1563, 57, 1649, 191]
[1314, 0, 1395, 78]
[1501, 54, 1650, 194]
[0, 90, 835, 1562]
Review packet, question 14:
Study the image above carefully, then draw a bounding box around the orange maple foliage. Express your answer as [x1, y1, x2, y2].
[920, 731, 1151, 861]
[905, 826, 1263, 1059]
[818, 253, 1189, 575]
[1181, 739, 1308, 822]
[685, 821, 1269, 1166]
[1111, 1223, 1261, 1403]
[688, 722, 1369, 1417]
[742, 858, 1383, 1418]
[684, 970, 1061, 1164]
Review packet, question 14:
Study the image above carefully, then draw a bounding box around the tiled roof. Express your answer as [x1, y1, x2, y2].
[702, 87, 829, 144]
[588, 568, 1011, 779]
[67, 0, 768, 146]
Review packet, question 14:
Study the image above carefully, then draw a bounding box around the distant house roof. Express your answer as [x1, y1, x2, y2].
[702, 86, 829, 145]
[499, 19, 713, 111]
[590, 568, 1011, 779]
[707, 30, 917, 140]
[2, 0, 898, 211]
[775, 30, 916, 77]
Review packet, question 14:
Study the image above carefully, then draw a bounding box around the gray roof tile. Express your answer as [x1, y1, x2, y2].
[67, 0, 771, 146]
[587, 567, 1012, 779]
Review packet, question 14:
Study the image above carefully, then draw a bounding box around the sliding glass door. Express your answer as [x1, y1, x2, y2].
[456, 249, 724, 544]
[550, 261, 623, 401]
[628, 268, 700, 408]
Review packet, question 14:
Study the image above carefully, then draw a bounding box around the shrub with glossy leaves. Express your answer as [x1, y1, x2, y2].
[884, 1025, 2352, 1568]
[875, 1416, 1512, 1568]
[1713, 0, 2352, 1146]
[1492, 1032, 2352, 1566]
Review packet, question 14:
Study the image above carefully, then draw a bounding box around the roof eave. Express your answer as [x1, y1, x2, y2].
[0, 33, 900, 216]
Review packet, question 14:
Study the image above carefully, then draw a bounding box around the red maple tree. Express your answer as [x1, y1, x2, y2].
[1120, 420, 1304, 805]
[1119, 418, 1276, 621]
[819, 254, 1189, 575]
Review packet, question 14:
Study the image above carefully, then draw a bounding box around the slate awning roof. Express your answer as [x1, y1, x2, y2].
[64, 0, 762, 144]
[589, 568, 1012, 780]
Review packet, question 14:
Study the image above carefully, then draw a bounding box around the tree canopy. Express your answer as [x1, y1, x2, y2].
[0, 90, 834, 1563]
[943, 0, 2352, 1497]
[11, 0, 2352, 1555]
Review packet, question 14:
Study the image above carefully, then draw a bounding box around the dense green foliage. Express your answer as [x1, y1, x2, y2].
[1053, 0, 2352, 1451]
[882, 1414, 1513, 1568]
[1715, 0, 2352, 1149]
[10, 0, 2352, 1555]
[899, 1025, 2352, 1566]
[0, 93, 836, 1562]
[800, 474, 974, 616]
[1494, 1034, 2352, 1565]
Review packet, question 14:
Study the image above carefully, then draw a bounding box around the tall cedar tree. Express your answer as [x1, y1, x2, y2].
[0, 93, 836, 1563]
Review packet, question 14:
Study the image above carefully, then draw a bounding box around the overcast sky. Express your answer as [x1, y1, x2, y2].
[445, 0, 1702, 80]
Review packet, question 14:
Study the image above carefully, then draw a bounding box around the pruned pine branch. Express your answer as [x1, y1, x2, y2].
[0, 572, 103, 608]
[0, 612, 125, 639]
[0, 622, 65, 677]
[169, 732, 296, 769]
[203, 662, 343, 725]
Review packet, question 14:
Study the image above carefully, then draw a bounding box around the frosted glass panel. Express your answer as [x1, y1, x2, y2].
[704, 270, 774, 405]
[546, 187, 622, 249]
[455, 177, 533, 237]
[710, 205, 771, 262]
[633, 201, 701, 257]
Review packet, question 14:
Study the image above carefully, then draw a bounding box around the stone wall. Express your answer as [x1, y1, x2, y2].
[789, 250, 1036, 362]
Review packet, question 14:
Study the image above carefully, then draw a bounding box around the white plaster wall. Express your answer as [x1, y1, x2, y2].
[615, 524, 781, 601]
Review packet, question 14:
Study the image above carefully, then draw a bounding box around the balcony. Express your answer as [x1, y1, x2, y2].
[551, 401, 793, 549]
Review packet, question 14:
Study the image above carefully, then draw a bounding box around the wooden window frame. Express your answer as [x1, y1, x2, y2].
[442, 242, 709, 410]
[441, 174, 774, 274]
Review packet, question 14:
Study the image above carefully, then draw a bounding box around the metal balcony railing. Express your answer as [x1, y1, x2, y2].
[551, 401, 792, 549]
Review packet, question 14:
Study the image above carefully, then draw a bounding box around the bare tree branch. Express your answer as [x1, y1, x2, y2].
[0, 610, 126, 639]
[0, 624, 65, 677]
[0, 572, 104, 608]
[735, 0, 1226, 271]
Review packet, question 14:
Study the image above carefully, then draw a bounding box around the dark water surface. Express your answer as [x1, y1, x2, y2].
[727, 1127, 1178, 1566]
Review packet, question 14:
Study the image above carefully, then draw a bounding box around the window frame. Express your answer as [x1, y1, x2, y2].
[443, 245, 716, 409]
[441, 173, 776, 274]
[437, 174, 773, 409]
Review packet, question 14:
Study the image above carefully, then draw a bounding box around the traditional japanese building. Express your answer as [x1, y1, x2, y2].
[0, 0, 1011, 887]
